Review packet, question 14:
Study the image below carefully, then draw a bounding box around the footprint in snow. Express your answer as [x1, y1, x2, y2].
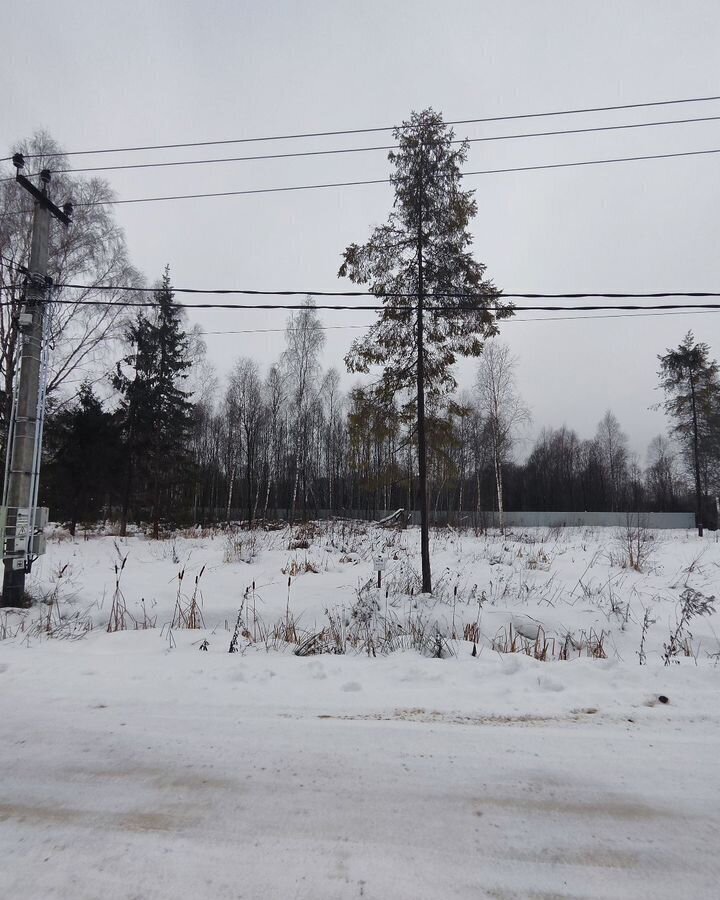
[341, 681, 362, 692]
[308, 661, 327, 680]
[537, 676, 565, 693]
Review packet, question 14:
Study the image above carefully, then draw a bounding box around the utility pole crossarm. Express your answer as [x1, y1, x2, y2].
[14, 172, 71, 226]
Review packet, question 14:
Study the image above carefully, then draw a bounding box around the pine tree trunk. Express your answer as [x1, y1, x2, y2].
[689, 377, 704, 536]
[416, 170, 431, 593]
[120, 449, 133, 538]
[152, 472, 160, 540]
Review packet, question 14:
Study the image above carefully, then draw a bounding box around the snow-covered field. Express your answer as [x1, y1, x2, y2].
[1, 523, 719, 899]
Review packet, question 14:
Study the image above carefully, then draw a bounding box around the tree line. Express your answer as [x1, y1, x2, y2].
[38, 285, 715, 536]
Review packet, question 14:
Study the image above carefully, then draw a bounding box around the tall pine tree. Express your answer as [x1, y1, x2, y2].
[658, 331, 720, 536]
[339, 109, 513, 591]
[114, 268, 193, 537]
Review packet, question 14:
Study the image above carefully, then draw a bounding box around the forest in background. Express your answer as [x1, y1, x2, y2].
[37, 289, 710, 535]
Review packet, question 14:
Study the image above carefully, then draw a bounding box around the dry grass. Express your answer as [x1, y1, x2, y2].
[492, 623, 553, 660]
[282, 558, 319, 576]
[172, 566, 205, 629]
[107, 553, 130, 633]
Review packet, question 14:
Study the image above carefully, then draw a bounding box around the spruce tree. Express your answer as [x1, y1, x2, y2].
[42, 383, 120, 534]
[339, 109, 513, 591]
[658, 331, 720, 536]
[114, 268, 193, 537]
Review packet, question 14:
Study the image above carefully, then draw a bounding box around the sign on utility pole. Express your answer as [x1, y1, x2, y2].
[0, 156, 71, 607]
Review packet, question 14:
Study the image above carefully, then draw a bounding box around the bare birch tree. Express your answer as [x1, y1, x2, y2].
[475, 341, 529, 531]
[0, 132, 142, 439]
[595, 411, 629, 512]
[321, 367, 343, 512]
[227, 358, 265, 527]
[263, 364, 286, 518]
[645, 434, 681, 511]
[281, 297, 325, 521]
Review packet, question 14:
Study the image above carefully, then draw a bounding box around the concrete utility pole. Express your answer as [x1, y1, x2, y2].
[1, 155, 71, 607]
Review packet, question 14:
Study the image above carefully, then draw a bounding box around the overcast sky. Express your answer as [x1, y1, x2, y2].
[4, 0, 720, 457]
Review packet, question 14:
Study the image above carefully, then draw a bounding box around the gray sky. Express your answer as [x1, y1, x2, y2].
[4, 0, 720, 457]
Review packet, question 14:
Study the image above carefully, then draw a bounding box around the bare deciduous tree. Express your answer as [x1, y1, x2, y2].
[281, 297, 325, 521]
[595, 410, 629, 512]
[646, 434, 681, 511]
[227, 358, 265, 526]
[263, 364, 287, 518]
[475, 341, 529, 531]
[0, 132, 142, 439]
[321, 367, 343, 513]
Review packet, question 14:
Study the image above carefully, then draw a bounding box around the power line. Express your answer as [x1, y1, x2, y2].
[4, 145, 719, 216]
[204, 324, 371, 335]
[11, 92, 720, 160]
[6, 259, 720, 300]
[5, 257, 720, 301]
[200, 307, 720, 334]
[62, 147, 720, 207]
[6, 261, 720, 316]
[465, 147, 720, 177]
[4, 296, 720, 312]
[6, 113, 720, 181]
[76, 177, 385, 205]
[43, 284, 720, 301]
[508, 308, 720, 323]
[2, 147, 396, 181]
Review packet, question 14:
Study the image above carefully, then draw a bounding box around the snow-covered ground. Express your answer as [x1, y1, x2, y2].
[1, 523, 719, 898]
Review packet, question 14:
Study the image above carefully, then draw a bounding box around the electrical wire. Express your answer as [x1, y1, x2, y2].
[36, 284, 720, 302]
[10, 92, 720, 160]
[200, 307, 720, 334]
[58, 147, 720, 207]
[204, 324, 371, 335]
[4, 145, 720, 214]
[506, 308, 720, 323]
[5, 255, 720, 302]
[50, 288, 720, 300]
[5, 113, 720, 181]
[6, 264, 720, 320]
[4, 297, 720, 312]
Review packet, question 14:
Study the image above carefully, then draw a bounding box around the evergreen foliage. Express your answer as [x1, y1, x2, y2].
[339, 109, 513, 589]
[339, 109, 512, 407]
[658, 331, 720, 535]
[113, 267, 193, 537]
[42, 383, 119, 534]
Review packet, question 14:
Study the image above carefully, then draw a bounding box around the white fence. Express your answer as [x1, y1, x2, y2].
[469, 511, 695, 530]
[217, 509, 696, 529]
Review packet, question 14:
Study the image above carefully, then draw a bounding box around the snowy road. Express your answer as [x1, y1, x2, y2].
[1, 638, 718, 899]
